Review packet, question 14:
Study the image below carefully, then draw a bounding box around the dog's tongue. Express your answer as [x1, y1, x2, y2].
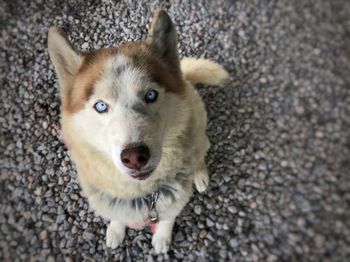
[151, 223, 157, 234]
[128, 220, 157, 234]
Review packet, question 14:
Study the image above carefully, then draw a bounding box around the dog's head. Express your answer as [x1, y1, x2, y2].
[48, 11, 188, 181]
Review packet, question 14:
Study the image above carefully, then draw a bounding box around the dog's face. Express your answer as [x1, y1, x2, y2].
[48, 11, 187, 181]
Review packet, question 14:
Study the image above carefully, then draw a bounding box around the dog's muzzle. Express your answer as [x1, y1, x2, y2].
[120, 144, 153, 180]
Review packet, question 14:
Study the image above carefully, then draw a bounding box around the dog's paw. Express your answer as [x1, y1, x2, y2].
[106, 223, 125, 249]
[194, 169, 209, 193]
[152, 234, 171, 254]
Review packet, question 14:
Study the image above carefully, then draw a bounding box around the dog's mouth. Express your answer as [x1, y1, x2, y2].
[130, 169, 154, 180]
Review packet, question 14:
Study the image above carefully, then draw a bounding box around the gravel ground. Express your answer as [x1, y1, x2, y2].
[1, 0, 350, 261]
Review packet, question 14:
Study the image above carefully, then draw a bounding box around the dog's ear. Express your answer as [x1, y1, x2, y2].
[48, 27, 82, 93]
[147, 10, 180, 75]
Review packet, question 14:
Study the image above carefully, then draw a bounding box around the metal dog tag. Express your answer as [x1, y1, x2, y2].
[148, 190, 159, 223]
[149, 209, 158, 223]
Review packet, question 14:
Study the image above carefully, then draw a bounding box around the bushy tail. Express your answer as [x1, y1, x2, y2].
[181, 58, 229, 86]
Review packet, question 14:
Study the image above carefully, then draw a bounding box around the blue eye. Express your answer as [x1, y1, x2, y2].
[94, 101, 108, 113]
[145, 89, 158, 103]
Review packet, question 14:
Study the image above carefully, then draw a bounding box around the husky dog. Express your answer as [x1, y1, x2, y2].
[48, 10, 228, 253]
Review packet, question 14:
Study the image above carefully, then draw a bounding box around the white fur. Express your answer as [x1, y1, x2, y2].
[63, 79, 207, 252]
[71, 55, 165, 178]
[152, 220, 175, 254]
[62, 62, 227, 252]
[106, 220, 126, 249]
[49, 27, 229, 254]
[181, 58, 229, 86]
[59, 59, 228, 253]
[48, 15, 230, 252]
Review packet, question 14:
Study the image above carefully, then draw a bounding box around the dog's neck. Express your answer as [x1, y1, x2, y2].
[86, 171, 191, 211]
[90, 184, 168, 211]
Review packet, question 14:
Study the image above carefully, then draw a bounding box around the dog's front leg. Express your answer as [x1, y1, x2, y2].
[152, 219, 175, 254]
[106, 220, 126, 249]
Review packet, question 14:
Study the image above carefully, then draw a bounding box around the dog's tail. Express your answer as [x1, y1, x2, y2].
[181, 58, 229, 86]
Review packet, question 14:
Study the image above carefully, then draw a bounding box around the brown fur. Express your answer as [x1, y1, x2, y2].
[119, 43, 185, 95]
[63, 43, 185, 114]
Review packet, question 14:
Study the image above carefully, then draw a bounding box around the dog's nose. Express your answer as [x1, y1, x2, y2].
[120, 145, 150, 170]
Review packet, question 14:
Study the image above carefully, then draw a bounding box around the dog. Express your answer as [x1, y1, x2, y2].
[48, 10, 228, 254]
